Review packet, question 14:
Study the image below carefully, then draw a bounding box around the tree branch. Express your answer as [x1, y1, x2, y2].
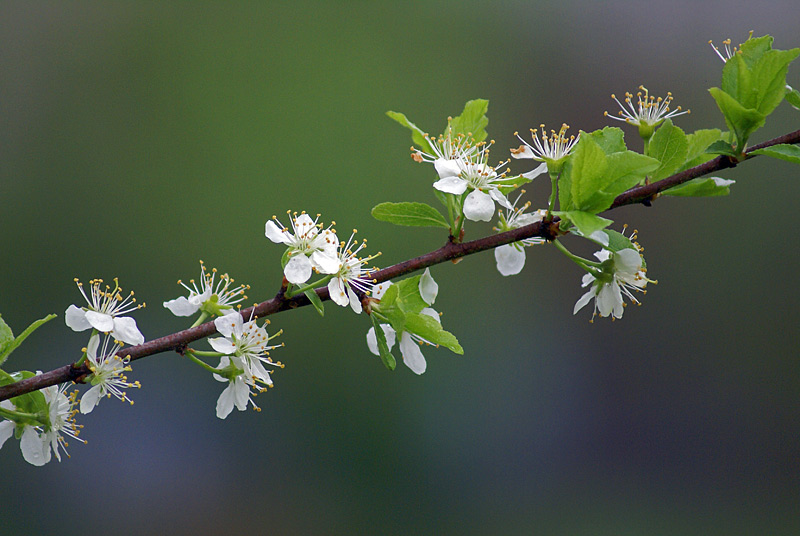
[2, 128, 798, 402]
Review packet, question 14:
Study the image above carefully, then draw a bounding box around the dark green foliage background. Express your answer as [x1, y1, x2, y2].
[1, 2, 798, 534]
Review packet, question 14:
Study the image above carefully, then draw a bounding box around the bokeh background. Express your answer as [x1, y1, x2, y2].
[1, 2, 798, 535]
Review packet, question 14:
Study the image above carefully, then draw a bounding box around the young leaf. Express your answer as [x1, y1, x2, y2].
[739, 34, 774, 69]
[578, 150, 660, 214]
[705, 139, 738, 156]
[708, 87, 766, 149]
[786, 86, 800, 110]
[589, 127, 627, 154]
[750, 144, 800, 165]
[370, 316, 396, 371]
[0, 314, 56, 367]
[647, 119, 688, 180]
[750, 47, 800, 116]
[304, 290, 325, 317]
[566, 134, 608, 211]
[555, 210, 613, 238]
[404, 313, 463, 355]
[662, 177, 734, 197]
[395, 276, 428, 315]
[603, 229, 637, 253]
[680, 129, 723, 170]
[386, 110, 434, 154]
[447, 99, 489, 143]
[371, 202, 450, 228]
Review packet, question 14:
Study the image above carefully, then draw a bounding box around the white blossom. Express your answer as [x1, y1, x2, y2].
[494, 193, 548, 276]
[327, 231, 379, 313]
[80, 333, 140, 414]
[65, 278, 144, 346]
[573, 248, 649, 321]
[265, 212, 340, 285]
[163, 261, 249, 317]
[605, 86, 689, 135]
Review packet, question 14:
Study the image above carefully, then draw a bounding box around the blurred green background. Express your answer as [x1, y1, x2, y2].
[1, 2, 799, 535]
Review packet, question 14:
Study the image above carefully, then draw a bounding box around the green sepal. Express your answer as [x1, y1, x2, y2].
[371, 202, 450, 229]
[0, 314, 56, 367]
[705, 139, 738, 157]
[662, 177, 734, 197]
[404, 313, 463, 355]
[555, 210, 613, 238]
[680, 129, 724, 170]
[446, 99, 489, 143]
[786, 87, 800, 110]
[386, 110, 434, 154]
[370, 315, 396, 371]
[304, 290, 325, 317]
[647, 119, 689, 180]
[708, 87, 765, 150]
[750, 144, 800, 165]
[588, 126, 627, 154]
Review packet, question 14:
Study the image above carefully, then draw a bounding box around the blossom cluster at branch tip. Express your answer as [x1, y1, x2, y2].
[1, 381, 84, 466]
[210, 310, 284, 419]
[494, 191, 548, 276]
[265, 211, 340, 284]
[605, 86, 689, 138]
[164, 260, 249, 318]
[65, 277, 145, 346]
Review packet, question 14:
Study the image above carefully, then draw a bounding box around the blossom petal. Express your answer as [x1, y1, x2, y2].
[419, 268, 438, 305]
[597, 281, 622, 317]
[372, 281, 393, 300]
[328, 277, 349, 307]
[434, 158, 462, 179]
[489, 188, 512, 210]
[20, 426, 48, 466]
[209, 336, 236, 355]
[347, 287, 362, 314]
[284, 255, 313, 285]
[433, 176, 468, 195]
[399, 332, 427, 375]
[511, 145, 535, 159]
[293, 214, 317, 239]
[614, 248, 642, 274]
[573, 289, 595, 314]
[265, 220, 292, 244]
[216, 384, 236, 419]
[80, 385, 103, 414]
[214, 312, 242, 339]
[163, 296, 199, 317]
[522, 162, 548, 180]
[311, 249, 342, 275]
[367, 324, 396, 355]
[0, 419, 14, 449]
[232, 377, 250, 411]
[84, 310, 114, 333]
[65, 305, 91, 332]
[463, 189, 495, 222]
[495, 244, 526, 276]
[112, 316, 144, 346]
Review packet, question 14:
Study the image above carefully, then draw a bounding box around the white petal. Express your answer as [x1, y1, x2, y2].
[232, 378, 250, 411]
[366, 327, 379, 355]
[522, 162, 548, 179]
[495, 244, 526, 276]
[20, 426, 48, 466]
[372, 281, 393, 300]
[347, 287, 362, 314]
[84, 310, 114, 333]
[587, 231, 610, 247]
[163, 296, 199, 317]
[367, 324, 396, 355]
[463, 190, 495, 222]
[614, 248, 642, 274]
[64, 305, 91, 332]
[265, 220, 291, 244]
[434, 158, 462, 178]
[433, 176, 468, 195]
[712, 177, 735, 187]
[209, 336, 236, 355]
[419, 268, 438, 305]
[489, 188, 512, 210]
[293, 214, 317, 239]
[399, 332, 427, 375]
[112, 316, 144, 346]
[510, 145, 535, 159]
[328, 277, 349, 307]
[420, 308, 440, 323]
[284, 255, 313, 284]
[597, 282, 622, 317]
[215, 384, 236, 419]
[0, 420, 14, 449]
[214, 312, 242, 339]
[86, 333, 100, 364]
[311, 249, 342, 275]
[573, 289, 595, 314]
[80, 385, 102, 414]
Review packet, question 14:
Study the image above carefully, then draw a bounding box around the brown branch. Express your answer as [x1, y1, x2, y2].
[2, 128, 798, 402]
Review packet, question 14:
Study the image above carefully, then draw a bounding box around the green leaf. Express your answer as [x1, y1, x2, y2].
[662, 177, 734, 197]
[647, 119, 688, 180]
[1, 371, 48, 425]
[304, 290, 325, 317]
[378, 283, 398, 308]
[680, 129, 723, 170]
[404, 313, 463, 355]
[0, 314, 56, 367]
[447, 99, 489, 143]
[555, 210, 612, 238]
[705, 139, 737, 156]
[786, 86, 800, 110]
[751, 48, 800, 115]
[588, 127, 627, 154]
[566, 134, 608, 211]
[708, 87, 766, 149]
[370, 316, 396, 371]
[386, 110, 434, 154]
[371, 202, 450, 229]
[395, 276, 428, 316]
[750, 144, 800, 165]
[721, 53, 752, 106]
[739, 35, 774, 69]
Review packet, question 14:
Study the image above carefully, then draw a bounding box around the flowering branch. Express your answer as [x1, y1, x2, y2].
[1, 127, 797, 403]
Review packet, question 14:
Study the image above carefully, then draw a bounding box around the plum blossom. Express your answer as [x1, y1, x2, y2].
[163, 261, 249, 317]
[494, 193, 548, 276]
[573, 248, 650, 321]
[605, 86, 689, 138]
[327, 231, 379, 313]
[65, 278, 145, 346]
[80, 333, 140, 414]
[265, 212, 340, 285]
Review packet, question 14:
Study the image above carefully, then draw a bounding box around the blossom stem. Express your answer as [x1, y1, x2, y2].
[547, 171, 559, 215]
[0, 405, 41, 423]
[184, 349, 225, 375]
[190, 312, 210, 329]
[553, 239, 602, 275]
[285, 275, 335, 299]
